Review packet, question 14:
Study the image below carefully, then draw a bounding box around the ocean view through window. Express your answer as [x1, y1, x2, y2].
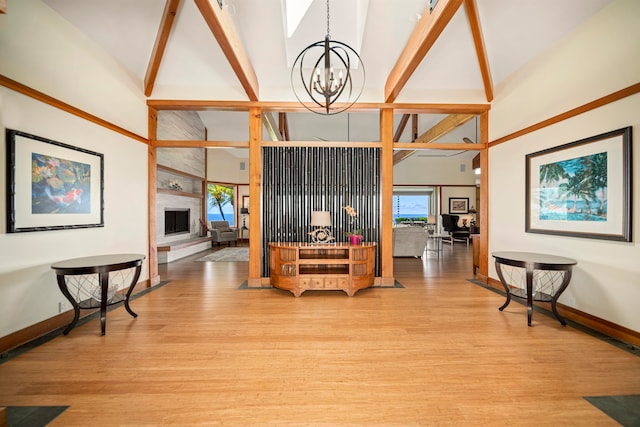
[394, 194, 430, 223]
[206, 183, 236, 227]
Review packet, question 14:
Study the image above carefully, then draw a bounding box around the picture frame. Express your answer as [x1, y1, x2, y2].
[449, 197, 469, 214]
[6, 129, 104, 233]
[526, 127, 632, 242]
[242, 195, 250, 211]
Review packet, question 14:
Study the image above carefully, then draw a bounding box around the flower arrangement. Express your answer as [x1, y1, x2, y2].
[343, 205, 362, 237]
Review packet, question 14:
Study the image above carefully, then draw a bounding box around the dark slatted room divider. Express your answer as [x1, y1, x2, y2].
[262, 147, 381, 277]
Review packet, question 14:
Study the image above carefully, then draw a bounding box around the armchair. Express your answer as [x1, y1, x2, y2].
[209, 220, 239, 246]
[441, 214, 470, 246]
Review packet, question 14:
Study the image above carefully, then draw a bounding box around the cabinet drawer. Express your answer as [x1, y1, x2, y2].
[300, 277, 324, 289]
[324, 278, 338, 288]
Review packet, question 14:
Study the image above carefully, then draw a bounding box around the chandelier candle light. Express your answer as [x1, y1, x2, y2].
[291, 0, 365, 115]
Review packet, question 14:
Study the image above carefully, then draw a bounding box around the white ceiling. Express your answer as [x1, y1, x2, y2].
[42, 0, 613, 151]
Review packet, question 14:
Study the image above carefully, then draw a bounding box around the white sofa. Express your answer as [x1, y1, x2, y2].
[392, 226, 429, 258]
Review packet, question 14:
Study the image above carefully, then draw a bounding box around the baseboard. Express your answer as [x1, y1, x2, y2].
[0, 310, 80, 356]
[485, 277, 640, 347]
[0, 278, 154, 355]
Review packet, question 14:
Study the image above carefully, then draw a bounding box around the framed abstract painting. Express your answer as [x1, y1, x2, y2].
[525, 127, 632, 242]
[6, 129, 104, 233]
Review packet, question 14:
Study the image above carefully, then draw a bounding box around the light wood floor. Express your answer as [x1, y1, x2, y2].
[1, 243, 639, 426]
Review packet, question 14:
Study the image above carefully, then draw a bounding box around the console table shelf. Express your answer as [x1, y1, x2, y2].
[269, 242, 376, 297]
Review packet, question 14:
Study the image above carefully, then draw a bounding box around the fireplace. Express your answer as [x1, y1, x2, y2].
[165, 208, 190, 235]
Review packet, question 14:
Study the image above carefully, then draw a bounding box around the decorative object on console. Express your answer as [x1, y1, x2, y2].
[343, 204, 363, 244]
[309, 211, 335, 243]
[290, 0, 365, 115]
[349, 234, 363, 245]
[167, 179, 183, 191]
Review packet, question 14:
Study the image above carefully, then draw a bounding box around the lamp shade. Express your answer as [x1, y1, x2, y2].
[310, 211, 332, 227]
[240, 208, 249, 215]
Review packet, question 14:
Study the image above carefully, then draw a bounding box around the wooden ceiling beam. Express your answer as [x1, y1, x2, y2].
[393, 114, 410, 142]
[262, 112, 283, 141]
[464, 0, 494, 102]
[415, 113, 475, 143]
[144, 0, 181, 97]
[279, 112, 289, 141]
[384, 0, 464, 103]
[147, 99, 490, 114]
[393, 113, 475, 165]
[194, 0, 259, 101]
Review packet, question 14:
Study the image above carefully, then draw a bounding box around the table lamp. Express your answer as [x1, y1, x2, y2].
[309, 211, 335, 243]
[240, 207, 249, 230]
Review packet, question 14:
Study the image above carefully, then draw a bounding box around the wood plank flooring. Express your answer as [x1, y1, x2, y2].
[1, 243, 639, 426]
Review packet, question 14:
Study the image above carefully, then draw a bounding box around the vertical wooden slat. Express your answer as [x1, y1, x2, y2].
[248, 107, 262, 286]
[380, 109, 395, 284]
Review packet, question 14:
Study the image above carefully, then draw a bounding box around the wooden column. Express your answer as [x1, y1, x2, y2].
[380, 108, 394, 285]
[147, 107, 160, 286]
[248, 107, 263, 286]
[478, 111, 489, 281]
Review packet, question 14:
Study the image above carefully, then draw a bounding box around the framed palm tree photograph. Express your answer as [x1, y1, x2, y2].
[526, 127, 632, 241]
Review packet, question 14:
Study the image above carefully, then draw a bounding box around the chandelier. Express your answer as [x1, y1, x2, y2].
[291, 0, 365, 115]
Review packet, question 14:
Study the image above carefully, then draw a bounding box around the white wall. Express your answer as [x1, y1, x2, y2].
[0, 0, 148, 136]
[207, 149, 249, 184]
[394, 154, 477, 186]
[489, 0, 640, 332]
[0, 0, 149, 337]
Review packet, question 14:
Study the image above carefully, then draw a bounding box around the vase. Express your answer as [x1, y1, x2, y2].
[349, 235, 363, 245]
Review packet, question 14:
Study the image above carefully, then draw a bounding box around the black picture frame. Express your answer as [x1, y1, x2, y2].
[525, 127, 632, 242]
[6, 129, 104, 233]
[449, 197, 469, 214]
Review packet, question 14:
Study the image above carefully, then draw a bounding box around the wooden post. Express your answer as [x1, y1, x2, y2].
[248, 107, 263, 286]
[478, 111, 489, 281]
[380, 108, 395, 285]
[147, 107, 160, 286]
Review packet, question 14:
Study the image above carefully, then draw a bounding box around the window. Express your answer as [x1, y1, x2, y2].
[206, 183, 236, 226]
[393, 194, 430, 224]
[392, 186, 439, 225]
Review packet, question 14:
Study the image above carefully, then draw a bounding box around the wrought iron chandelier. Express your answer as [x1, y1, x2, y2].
[291, 0, 365, 115]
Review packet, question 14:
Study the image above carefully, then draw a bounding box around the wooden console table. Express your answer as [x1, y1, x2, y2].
[51, 254, 145, 335]
[492, 251, 577, 326]
[269, 242, 376, 297]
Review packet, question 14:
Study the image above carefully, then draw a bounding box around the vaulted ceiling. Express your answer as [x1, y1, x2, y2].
[42, 0, 613, 149]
